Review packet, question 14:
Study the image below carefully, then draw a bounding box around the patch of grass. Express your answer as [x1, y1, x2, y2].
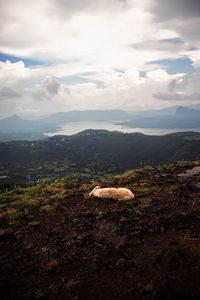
[49, 191, 66, 200]
[35, 289, 44, 299]
[65, 279, 78, 289]
[42, 181, 65, 193]
[121, 170, 136, 178]
[0, 181, 49, 206]
[144, 282, 154, 292]
[11, 198, 39, 207]
[80, 183, 92, 192]
[8, 220, 19, 226]
[65, 240, 73, 247]
[40, 205, 54, 211]
[0, 185, 41, 205]
[0, 210, 4, 220]
[49, 284, 57, 292]
[29, 220, 40, 226]
[135, 187, 151, 194]
[164, 160, 191, 170]
[0, 206, 27, 224]
[41, 247, 49, 253]
[0, 190, 22, 203]
[5, 208, 23, 220]
[62, 236, 74, 247]
[25, 243, 32, 250]
[135, 168, 146, 173]
[48, 259, 58, 268]
[180, 211, 187, 216]
[183, 135, 200, 141]
[176, 160, 188, 167]
[140, 182, 150, 187]
[167, 185, 178, 194]
[84, 193, 90, 199]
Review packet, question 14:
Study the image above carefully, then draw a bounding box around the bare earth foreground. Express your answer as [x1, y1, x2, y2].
[0, 162, 200, 300]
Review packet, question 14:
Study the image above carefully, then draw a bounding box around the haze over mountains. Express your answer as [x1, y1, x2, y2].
[122, 106, 200, 129]
[43, 109, 132, 125]
[0, 115, 55, 142]
[0, 105, 200, 142]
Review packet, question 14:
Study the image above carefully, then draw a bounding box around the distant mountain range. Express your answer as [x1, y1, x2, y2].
[0, 110, 133, 142]
[121, 106, 200, 129]
[0, 106, 200, 142]
[43, 109, 132, 125]
[0, 115, 55, 142]
[0, 130, 200, 186]
[0, 114, 53, 132]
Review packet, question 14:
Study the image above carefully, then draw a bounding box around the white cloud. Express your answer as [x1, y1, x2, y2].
[0, 0, 199, 118]
[0, 60, 28, 86]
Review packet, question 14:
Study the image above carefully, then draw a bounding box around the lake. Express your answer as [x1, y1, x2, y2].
[44, 121, 200, 137]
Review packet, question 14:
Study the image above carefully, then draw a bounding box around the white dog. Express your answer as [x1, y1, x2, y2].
[89, 186, 135, 201]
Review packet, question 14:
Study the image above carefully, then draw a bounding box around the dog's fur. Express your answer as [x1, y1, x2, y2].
[89, 186, 135, 201]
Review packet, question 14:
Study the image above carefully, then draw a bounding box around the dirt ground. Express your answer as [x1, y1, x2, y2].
[0, 163, 200, 299]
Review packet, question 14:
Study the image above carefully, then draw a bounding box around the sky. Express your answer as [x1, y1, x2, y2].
[0, 0, 200, 119]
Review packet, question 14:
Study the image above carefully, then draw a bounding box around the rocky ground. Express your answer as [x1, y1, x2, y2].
[0, 162, 200, 300]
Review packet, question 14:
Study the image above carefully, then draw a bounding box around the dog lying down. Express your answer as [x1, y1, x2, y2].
[89, 186, 135, 201]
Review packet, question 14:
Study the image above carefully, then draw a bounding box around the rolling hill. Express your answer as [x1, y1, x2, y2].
[0, 130, 200, 187]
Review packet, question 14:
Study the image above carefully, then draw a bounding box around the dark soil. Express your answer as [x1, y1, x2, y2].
[0, 163, 200, 299]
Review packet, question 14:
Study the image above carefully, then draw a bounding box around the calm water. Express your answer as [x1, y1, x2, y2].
[44, 121, 200, 137]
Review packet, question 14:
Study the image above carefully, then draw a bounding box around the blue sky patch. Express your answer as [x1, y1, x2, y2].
[149, 57, 194, 74]
[187, 46, 198, 51]
[0, 53, 45, 67]
[139, 71, 147, 78]
[59, 75, 105, 88]
[115, 69, 125, 73]
[161, 37, 184, 44]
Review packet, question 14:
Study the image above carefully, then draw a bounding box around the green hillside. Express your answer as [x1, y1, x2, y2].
[0, 130, 200, 188]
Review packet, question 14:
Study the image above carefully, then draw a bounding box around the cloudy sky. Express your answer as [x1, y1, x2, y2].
[0, 0, 200, 118]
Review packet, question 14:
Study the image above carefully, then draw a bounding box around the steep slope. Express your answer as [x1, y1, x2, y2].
[0, 162, 200, 299]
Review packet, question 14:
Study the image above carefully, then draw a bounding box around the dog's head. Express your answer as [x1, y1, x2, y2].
[89, 186, 100, 196]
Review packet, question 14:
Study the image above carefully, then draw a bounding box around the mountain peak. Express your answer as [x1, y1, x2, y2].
[9, 114, 22, 120]
[175, 106, 200, 117]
